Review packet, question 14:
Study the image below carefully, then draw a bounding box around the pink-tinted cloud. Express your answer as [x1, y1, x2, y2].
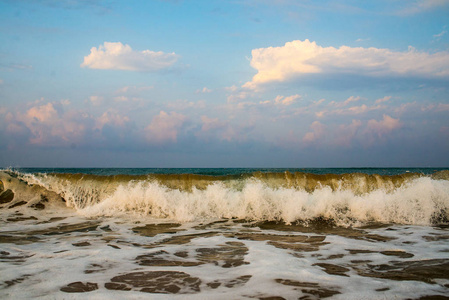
[274, 94, 301, 106]
[11, 101, 93, 146]
[96, 110, 130, 130]
[375, 96, 392, 104]
[200, 116, 228, 132]
[364, 115, 402, 145]
[303, 121, 326, 144]
[333, 119, 362, 147]
[146, 111, 187, 144]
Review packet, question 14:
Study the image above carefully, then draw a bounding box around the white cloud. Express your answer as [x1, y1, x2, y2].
[244, 39, 449, 89]
[81, 42, 179, 72]
[434, 30, 447, 39]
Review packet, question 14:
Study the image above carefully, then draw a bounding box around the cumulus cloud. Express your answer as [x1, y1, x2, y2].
[303, 121, 326, 144]
[244, 39, 449, 89]
[366, 114, 402, 138]
[200, 116, 228, 132]
[1, 99, 140, 149]
[96, 110, 130, 130]
[300, 114, 403, 148]
[81, 42, 179, 71]
[333, 120, 362, 147]
[146, 111, 187, 144]
[11, 101, 94, 146]
[196, 115, 237, 142]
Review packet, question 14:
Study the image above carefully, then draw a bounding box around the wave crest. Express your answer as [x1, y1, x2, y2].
[1, 170, 448, 226]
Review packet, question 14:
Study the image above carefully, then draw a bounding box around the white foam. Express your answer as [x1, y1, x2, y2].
[14, 171, 449, 225]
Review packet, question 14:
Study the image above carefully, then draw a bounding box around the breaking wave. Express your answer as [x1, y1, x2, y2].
[1, 170, 449, 226]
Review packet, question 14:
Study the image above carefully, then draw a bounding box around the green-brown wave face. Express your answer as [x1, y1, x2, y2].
[1, 170, 448, 226]
[38, 170, 437, 192]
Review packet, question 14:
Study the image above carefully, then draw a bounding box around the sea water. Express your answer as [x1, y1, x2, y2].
[0, 168, 448, 299]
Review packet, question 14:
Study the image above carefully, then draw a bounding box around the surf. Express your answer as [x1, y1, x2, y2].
[1, 169, 448, 226]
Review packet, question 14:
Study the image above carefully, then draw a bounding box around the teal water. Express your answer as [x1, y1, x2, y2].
[8, 167, 448, 176]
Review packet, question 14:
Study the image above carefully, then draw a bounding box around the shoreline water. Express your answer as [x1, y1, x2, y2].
[1, 168, 448, 299]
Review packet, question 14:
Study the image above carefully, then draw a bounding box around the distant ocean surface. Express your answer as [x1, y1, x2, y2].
[10, 167, 447, 176]
[1, 167, 449, 299]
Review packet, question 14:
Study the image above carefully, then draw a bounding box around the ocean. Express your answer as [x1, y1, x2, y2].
[1, 168, 448, 299]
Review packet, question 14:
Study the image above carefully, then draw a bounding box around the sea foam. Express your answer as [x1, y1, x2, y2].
[7, 171, 448, 226]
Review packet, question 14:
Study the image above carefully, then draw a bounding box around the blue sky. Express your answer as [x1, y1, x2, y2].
[1, 0, 448, 167]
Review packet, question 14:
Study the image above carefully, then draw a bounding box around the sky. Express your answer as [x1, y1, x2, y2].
[0, 0, 449, 168]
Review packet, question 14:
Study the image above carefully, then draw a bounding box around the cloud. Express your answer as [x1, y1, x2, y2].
[375, 96, 392, 104]
[397, 0, 449, 15]
[227, 89, 250, 103]
[89, 95, 103, 106]
[433, 26, 448, 41]
[303, 121, 326, 144]
[0, 63, 33, 71]
[200, 116, 228, 132]
[81, 42, 179, 71]
[329, 96, 362, 108]
[196, 87, 212, 93]
[300, 114, 403, 148]
[334, 120, 362, 147]
[10, 101, 94, 146]
[434, 30, 447, 39]
[145, 111, 187, 144]
[243, 39, 449, 89]
[366, 114, 402, 138]
[115, 85, 153, 94]
[7, 0, 113, 14]
[96, 110, 130, 130]
[274, 94, 301, 106]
